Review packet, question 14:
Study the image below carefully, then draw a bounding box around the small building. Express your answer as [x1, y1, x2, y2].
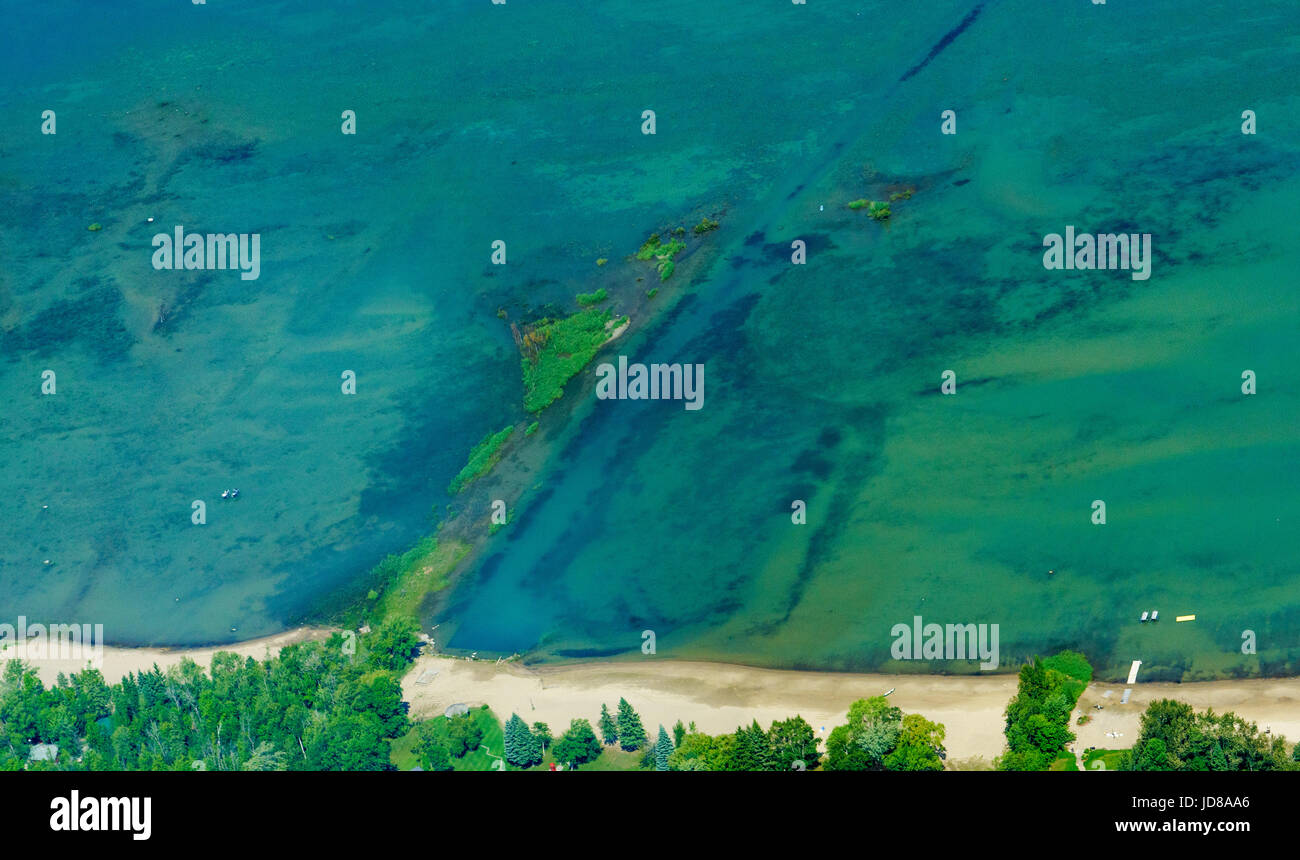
[28, 744, 58, 763]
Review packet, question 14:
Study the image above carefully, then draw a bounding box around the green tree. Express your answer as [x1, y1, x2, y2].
[998, 654, 1086, 770]
[496, 717, 538, 769]
[554, 719, 602, 769]
[668, 731, 715, 771]
[365, 617, 422, 671]
[766, 716, 819, 771]
[412, 721, 453, 771]
[445, 712, 484, 758]
[423, 741, 453, 772]
[654, 725, 674, 771]
[885, 714, 946, 771]
[824, 724, 872, 771]
[598, 704, 619, 746]
[504, 713, 538, 767]
[616, 698, 647, 752]
[672, 719, 686, 749]
[1137, 737, 1175, 771]
[532, 722, 552, 759]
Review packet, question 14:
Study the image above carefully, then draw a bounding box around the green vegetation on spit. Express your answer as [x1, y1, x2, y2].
[362, 536, 470, 623]
[848, 199, 891, 220]
[488, 507, 513, 535]
[519, 307, 626, 413]
[692, 216, 719, 235]
[447, 425, 515, 494]
[635, 233, 688, 282]
[323, 218, 705, 634]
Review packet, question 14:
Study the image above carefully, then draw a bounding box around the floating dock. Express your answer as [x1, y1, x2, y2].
[1176, 614, 1196, 622]
[1126, 660, 1142, 684]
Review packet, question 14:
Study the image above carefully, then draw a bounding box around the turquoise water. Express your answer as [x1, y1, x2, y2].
[3, 1, 1298, 679]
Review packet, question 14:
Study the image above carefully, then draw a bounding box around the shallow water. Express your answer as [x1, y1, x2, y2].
[2, 1, 1297, 680]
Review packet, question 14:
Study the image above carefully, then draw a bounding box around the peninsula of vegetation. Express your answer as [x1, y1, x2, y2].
[308, 211, 724, 640]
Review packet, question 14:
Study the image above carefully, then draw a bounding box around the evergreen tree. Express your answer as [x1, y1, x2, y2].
[726, 720, 765, 770]
[655, 725, 674, 771]
[503, 713, 530, 767]
[616, 698, 647, 751]
[1210, 739, 1229, 772]
[598, 703, 619, 746]
[672, 719, 686, 749]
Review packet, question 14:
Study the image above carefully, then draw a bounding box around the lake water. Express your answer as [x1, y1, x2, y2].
[2, 0, 1297, 680]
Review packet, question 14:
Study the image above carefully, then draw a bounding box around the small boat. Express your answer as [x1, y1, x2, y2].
[230, 489, 240, 499]
[220, 490, 230, 499]
[1150, 611, 1159, 622]
[1140, 611, 1149, 623]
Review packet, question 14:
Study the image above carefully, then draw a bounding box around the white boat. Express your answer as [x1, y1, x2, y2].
[1139, 611, 1149, 622]
[1151, 610, 1159, 622]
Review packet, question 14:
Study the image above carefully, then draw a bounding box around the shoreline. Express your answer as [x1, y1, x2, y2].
[398, 654, 1300, 764]
[18, 632, 1299, 763]
[20, 626, 333, 686]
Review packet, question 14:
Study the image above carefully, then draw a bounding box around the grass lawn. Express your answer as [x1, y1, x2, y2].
[579, 747, 649, 771]
[524, 745, 649, 772]
[1083, 748, 1127, 771]
[391, 706, 511, 771]
[1049, 751, 1078, 771]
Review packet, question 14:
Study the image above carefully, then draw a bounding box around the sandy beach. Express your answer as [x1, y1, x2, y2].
[18, 632, 1299, 764]
[1072, 679, 1300, 758]
[400, 655, 1300, 763]
[401, 655, 1020, 764]
[20, 627, 331, 686]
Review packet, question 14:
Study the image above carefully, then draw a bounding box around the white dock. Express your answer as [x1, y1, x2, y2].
[1126, 660, 1142, 685]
